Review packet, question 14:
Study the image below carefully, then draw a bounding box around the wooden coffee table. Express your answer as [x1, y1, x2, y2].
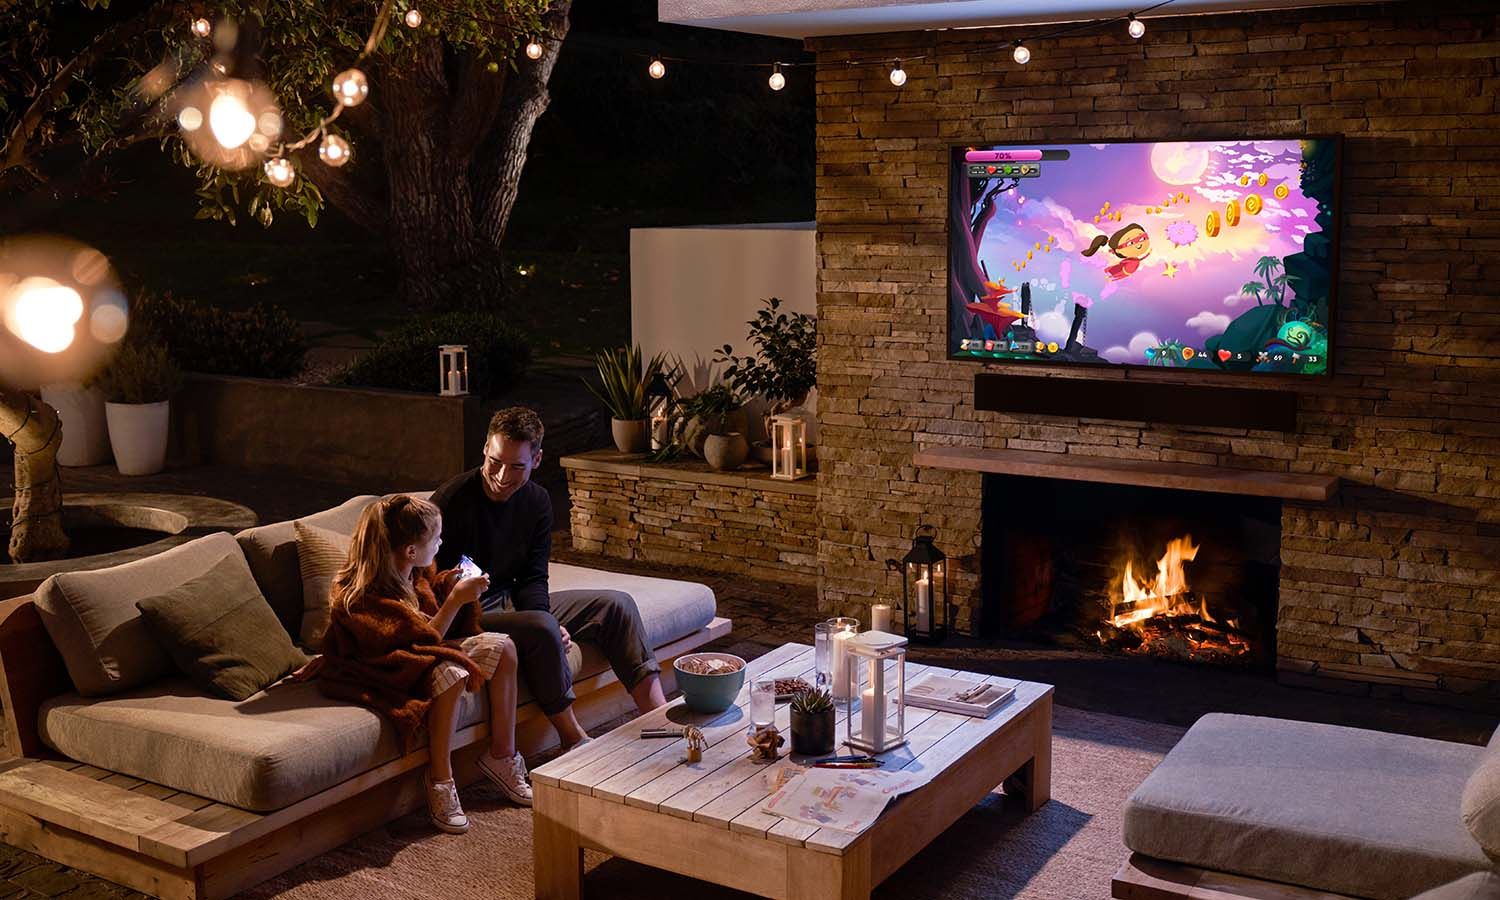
[531, 642, 1053, 899]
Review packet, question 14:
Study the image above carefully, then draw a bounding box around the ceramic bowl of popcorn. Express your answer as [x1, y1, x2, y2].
[673, 652, 747, 713]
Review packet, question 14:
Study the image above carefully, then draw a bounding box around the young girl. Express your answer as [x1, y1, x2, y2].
[317, 495, 531, 833]
[1082, 222, 1152, 281]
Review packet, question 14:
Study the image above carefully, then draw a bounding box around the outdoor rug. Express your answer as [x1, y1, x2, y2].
[241, 705, 1184, 900]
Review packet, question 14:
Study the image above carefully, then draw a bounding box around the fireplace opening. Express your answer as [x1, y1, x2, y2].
[979, 474, 1281, 667]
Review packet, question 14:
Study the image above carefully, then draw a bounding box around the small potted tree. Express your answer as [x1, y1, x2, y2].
[716, 297, 817, 465]
[96, 337, 181, 476]
[585, 345, 669, 454]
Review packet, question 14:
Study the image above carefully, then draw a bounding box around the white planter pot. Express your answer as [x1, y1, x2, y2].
[105, 401, 170, 476]
[40, 383, 112, 467]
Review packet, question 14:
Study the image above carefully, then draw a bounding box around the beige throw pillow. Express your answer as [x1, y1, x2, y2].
[294, 521, 351, 652]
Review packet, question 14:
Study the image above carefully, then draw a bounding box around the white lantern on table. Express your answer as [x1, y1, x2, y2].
[769, 413, 810, 480]
[843, 630, 908, 754]
[438, 344, 469, 396]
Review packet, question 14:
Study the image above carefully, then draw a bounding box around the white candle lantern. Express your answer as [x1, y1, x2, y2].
[438, 344, 469, 396]
[843, 631, 908, 755]
[770, 414, 810, 480]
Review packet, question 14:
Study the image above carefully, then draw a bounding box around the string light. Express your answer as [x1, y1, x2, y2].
[648, 57, 666, 79]
[332, 68, 369, 107]
[889, 59, 907, 86]
[263, 157, 296, 187]
[403, 8, 422, 28]
[191, 17, 212, 38]
[318, 133, 351, 167]
[1128, 15, 1146, 38]
[525, 38, 544, 60]
[768, 63, 785, 91]
[1011, 41, 1031, 64]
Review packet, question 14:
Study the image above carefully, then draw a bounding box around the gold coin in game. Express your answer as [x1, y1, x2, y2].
[1274, 183, 1290, 200]
[1046, 342, 1059, 353]
[1094, 215, 1101, 223]
[1225, 199, 1240, 226]
[1205, 210, 1221, 237]
[1035, 242, 1042, 250]
[1257, 173, 1268, 187]
[1245, 194, 1263, 215]
[1239, 175, 1249, 186]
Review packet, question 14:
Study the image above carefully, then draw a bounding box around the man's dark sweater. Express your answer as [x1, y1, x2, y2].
[430, 469, 551, 614]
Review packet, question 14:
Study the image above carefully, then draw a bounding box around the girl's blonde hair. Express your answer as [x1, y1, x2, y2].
[331, 495, 441, 612]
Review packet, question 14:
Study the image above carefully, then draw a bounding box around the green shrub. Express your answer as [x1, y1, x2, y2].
[133, 293, 306, 379]
[330, 311, 532, 397]
[96, 338, 182, 404]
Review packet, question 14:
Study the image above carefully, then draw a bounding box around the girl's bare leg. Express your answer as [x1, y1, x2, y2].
[487, 636, 520, 759]
[429, 680, 465, 781]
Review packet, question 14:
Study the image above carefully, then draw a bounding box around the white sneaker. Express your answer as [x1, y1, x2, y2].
[425, 774, 470, 834]
[478, 751, 534, 807]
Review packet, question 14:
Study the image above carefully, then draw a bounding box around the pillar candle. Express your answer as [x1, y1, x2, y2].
[860, 687, 880, 745]
[830, 630, 852, 699]
[871, 604, 892, 633]
[916, 576, 931, 632]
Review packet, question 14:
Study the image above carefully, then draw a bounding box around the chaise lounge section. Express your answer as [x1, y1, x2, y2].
[0, 493, 730, 899]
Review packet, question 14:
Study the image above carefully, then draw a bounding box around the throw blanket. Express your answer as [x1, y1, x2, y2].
[313, 565, 485, 750]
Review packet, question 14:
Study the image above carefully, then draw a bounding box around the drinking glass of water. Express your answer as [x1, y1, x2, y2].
[750, 678, 776, 728]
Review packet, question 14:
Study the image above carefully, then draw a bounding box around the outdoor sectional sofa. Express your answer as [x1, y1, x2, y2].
[0, 493, 730, 900]
[1113, 713, 1500, 900]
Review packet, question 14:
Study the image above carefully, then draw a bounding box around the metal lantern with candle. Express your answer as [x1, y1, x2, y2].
[645, 369, 673, 451]
[843, 630, 908, 754]
[438, 345, 469, 396]
[896, 524, 949, 644]
[769, 413, 810, 480]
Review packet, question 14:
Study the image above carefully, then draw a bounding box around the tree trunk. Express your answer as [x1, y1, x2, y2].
[1, 390, 68, 563]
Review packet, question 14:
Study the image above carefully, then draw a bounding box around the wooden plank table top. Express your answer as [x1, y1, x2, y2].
[532, 642, 1054, 899]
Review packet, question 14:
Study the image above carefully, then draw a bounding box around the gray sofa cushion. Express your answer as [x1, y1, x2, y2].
[549, 562, 715, 652]
[1123, 713, 1492, 900]
[1414, 873, 1500, 900]
[35, 532, 246, 696]
[1463, 728, 1500, 861]
[38, 677, 488, 812]
[236, 495, 380, 636]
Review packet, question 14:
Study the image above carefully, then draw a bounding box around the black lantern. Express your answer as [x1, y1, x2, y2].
[644, 370, 673, 451]
[895, 524, 948, 644]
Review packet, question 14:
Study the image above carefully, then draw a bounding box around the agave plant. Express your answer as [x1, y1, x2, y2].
[790, 688, 834, 715]
[584, 345, 669, 421]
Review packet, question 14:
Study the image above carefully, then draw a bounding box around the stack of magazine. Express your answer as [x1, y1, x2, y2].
[905, 674, 1015, 717]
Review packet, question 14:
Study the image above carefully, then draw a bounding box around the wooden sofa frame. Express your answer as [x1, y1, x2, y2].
[1114, 853, 1358, 900]
[0, 592, 730, 899]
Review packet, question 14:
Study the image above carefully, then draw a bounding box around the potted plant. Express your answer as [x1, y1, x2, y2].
[584, 345, 669, 454]
[95, 338, 182, 476]
[680, 384, 748, 470]
[789, 688, 836, 756]
[716, 297, 817, 464]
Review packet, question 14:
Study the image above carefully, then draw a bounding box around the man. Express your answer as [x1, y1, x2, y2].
[431, 407, 666, 753]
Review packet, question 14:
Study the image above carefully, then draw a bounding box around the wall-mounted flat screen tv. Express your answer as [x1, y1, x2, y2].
[948, 138, 1340, 375]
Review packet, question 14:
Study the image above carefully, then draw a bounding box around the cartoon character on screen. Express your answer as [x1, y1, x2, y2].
[1082, 223, 1152, 281]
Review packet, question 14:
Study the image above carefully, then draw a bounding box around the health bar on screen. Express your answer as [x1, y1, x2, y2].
[965, 150, 1043, 162]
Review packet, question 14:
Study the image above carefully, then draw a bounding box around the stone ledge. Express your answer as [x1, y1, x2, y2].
[560, 450, 819, 497]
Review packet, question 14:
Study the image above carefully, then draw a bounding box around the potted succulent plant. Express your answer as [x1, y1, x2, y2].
[716, 297, 817, 464]
[677, 384, 748, 470]
[95, 338, 182, 476]
[789, 688, 836, 756]
[584, 345, 669, 454]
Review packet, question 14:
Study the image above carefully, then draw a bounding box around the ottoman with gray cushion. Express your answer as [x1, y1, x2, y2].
[1120, 713, 1500, 900]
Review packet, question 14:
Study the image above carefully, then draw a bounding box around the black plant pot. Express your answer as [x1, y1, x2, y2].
[790, 707, 836, 756]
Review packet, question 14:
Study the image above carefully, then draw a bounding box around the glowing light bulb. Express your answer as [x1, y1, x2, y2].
[648, 57, 666, 80]
[332, 68, 368, 107]
[208, 89, 256, 149]
[8, 277, 83, 354]
[1128, 16, 1146, 39]
[1012, 42, 1031, 65]
[526, 39, 544, 60]
[768, 64, 785, 91]
[263, 157, 295, 187]
[889, 60, 907, 87]
[178, 106, 203, 132]
[319, 134, 351, 167]
[191, 17, 212, 38]
[404, 8, 422, 27]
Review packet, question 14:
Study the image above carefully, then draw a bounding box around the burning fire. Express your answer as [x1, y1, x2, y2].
[1102, 534, 1249, 662]
[1110, 535, 1201, 628]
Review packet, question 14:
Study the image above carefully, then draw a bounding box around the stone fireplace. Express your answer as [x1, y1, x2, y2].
[980, 475, 1281, 667]
[809, 0, 1500, 706]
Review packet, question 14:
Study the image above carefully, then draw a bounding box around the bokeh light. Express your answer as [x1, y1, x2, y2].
[0, 236, 127, 390]
[176, 77, 281, 170]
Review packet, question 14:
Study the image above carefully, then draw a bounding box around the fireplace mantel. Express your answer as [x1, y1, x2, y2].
[913, 447, 1338, 501]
